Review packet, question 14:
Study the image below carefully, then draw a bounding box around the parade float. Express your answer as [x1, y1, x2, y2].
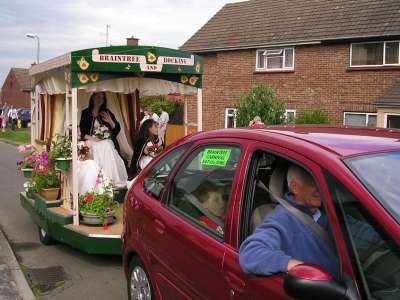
[19, 43, 203, 255]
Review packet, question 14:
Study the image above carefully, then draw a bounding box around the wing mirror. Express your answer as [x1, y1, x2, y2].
[283, 264, 349, 300]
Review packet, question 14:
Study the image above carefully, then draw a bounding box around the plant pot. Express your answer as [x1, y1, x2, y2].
[40, 187, 60, 201]
[80, 210, 116, 226]
[21, 168, 34, 178]
[55, 158, 71, 171]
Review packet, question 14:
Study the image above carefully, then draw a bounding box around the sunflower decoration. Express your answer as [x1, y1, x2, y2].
[77, 57, 90, 70]
[195, 63, 201, 73]
[90, 73, 99, 82]
[189, 75, 199, 86]
[78, 73, 89, 84]
[147, 52, 157, 63]
[180, 75, 189, 84]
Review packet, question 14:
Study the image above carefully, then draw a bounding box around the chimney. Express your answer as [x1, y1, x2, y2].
[127, 36, 139, 46]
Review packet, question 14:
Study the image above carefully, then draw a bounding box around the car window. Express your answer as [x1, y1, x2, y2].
[143, 144, 189, 200]
[167, 145, 241, 238]
[326, 172, 400, 300]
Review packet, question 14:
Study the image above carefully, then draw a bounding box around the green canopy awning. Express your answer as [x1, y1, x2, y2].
[71, 46, 203, 88]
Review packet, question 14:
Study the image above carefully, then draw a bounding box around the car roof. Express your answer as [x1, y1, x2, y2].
[187, 125, 400, 158]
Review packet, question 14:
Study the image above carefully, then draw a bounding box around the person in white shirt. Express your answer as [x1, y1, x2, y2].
[7, 106, 18, 131]
[158, 105, 169, 146]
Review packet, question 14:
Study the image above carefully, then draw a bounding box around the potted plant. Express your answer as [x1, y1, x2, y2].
[79, 171, 118, 227]
[49, 134, 72, 171]
[33, 170, 61, 200]
[17, 155, 37, 178]
[16, 144, 37, 178]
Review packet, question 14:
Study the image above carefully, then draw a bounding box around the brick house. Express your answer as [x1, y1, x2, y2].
[1, 68, 31, 108]
[181, 0, 400, 130]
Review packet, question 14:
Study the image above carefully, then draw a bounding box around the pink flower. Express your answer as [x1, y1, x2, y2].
[95, 177, 102, 185]
[25, 144, 33, 150]
[17, 145, 26, 153]
[40, 170, 46, 175]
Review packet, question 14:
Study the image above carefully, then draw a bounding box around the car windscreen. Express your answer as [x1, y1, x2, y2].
[344, 151, 400, 223]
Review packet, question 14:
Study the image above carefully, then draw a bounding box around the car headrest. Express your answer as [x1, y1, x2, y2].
[269, 160, 289, 199]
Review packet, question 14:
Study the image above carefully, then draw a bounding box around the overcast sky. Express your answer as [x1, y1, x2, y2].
[0, 0, 239, 86]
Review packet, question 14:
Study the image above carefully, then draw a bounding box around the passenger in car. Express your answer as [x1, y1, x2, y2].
[197, 185, 225, 235]
[239, 164, 339, 277]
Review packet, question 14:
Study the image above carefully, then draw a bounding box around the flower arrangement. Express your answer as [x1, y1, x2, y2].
[48, 134, 72, 160]
[79, 170, 118, 226]
[17, 154, 37, 170]
[93, 125, 111, 140]
[29, 169, 60, 193]
[77, 141, 90, 160]
[146, 141, 163, 157]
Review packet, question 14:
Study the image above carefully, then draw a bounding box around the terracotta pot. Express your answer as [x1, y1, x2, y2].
[80, 210, 116, 226]
[21, 168, 34, 178]
[55, 158, 71, 172]
[40, 187, 60, 201]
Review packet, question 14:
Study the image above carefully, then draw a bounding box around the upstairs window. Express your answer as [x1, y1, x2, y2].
[256, 48, 294, 71]
[351, 41, 400, 66]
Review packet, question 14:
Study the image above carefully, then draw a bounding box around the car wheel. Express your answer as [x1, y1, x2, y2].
[38, 226, 54, 245]
[128, 256, 155, 300]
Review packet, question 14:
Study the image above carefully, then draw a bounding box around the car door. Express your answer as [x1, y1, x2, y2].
[221, 142, 343, 299]
[146, 140, 245, 299]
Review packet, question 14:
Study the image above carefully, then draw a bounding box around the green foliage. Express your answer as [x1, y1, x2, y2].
[30, 170, 60, 193]
[49, 134, 72, 159]
[235, 84, 286, 127]
[79, 183, 119, 223]
[140, 95, 180, 117]
[0, 128, 30, 144]
[295, 109, 329, 124]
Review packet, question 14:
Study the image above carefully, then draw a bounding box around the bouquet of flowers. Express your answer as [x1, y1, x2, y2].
[77, 141, 90, 160]
[93, 125, 111, 140]
[146, 141, 163, 157]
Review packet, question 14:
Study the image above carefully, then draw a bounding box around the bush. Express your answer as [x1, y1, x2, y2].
[295, 109, 329, 124]
[140, 95, 180, 118]
[235, 84, 286, 127]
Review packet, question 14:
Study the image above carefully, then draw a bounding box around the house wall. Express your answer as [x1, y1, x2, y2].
[1, 71, 30, 108]
[188, 43, 400, 131]
[377, 107, 400, 128]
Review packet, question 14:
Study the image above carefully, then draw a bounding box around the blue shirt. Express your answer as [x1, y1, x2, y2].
[239, 193, 339, 276]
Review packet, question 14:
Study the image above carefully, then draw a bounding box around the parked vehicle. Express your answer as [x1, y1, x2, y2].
[18, 109, 31, 127]
[123, 126, 400, 300]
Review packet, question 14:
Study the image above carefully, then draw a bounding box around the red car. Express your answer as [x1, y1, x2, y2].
[123, 126, 400, 300]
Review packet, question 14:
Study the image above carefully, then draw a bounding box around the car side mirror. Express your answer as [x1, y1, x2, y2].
[283, 264, 348, 300]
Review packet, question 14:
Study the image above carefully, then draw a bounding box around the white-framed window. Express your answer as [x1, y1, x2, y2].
[384, 113, 400, 129]
[350, 41, 400, 66]
[285, 109, 296, 123]
[343, 112, 377, 127]
[225, 108, 237, 128]
[256, 48, 295, 71]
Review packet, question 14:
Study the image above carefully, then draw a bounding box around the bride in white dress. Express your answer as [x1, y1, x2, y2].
[79, 92, 128, 187]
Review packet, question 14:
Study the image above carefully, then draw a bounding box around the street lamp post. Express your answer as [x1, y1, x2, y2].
[26, 34, 40, 64]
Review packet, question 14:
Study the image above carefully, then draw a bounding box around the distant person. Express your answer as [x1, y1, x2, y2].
[140, 109, 150, 126]
[158, 105, 169, 146]
[1, 109, 7, 132]
[7, 105, 18, 131]
[248, 116, 265, 128]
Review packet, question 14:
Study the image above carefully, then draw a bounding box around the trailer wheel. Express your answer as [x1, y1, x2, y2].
[128, 256, 154, 300]
[38, 226, 54, 245]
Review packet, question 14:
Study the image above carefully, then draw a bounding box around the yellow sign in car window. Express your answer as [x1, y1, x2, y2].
[201, 148, 232, 167]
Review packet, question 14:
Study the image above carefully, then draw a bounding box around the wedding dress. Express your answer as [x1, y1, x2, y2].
[87, 120, 128, 187]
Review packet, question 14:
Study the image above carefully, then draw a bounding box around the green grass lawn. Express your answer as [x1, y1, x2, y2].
[0, 128, 31, 144]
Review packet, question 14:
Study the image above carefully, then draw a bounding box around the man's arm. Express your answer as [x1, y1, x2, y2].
[239, 219, 295, 276]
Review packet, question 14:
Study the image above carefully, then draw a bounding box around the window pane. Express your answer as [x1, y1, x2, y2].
[352, 43, 383, 65]
[285, 49, 294, 68]
[168, 145, 241, 238]
[143, 144, 189, 200]
[385, 42, 399, 64]
[257, 51, 265, 69]
[327, 173, 400, 300]
[344, 114, 367, 126]
[387, 115, 400, 129]
[367, 115, 377, 127]
[227, 116, 235, 128]
[267, 56, 283, 69]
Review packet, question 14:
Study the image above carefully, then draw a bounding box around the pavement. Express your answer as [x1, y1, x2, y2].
[0, 141, 127, 300]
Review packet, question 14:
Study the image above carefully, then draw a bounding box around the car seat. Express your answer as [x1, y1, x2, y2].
[250, 160, 289, 232]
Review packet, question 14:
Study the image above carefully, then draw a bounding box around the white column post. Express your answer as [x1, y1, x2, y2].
[184, 98, 188, 135]
[71, 88, 79, 225]
[65, 85, 71, 133]
[197, 88, 203, 132]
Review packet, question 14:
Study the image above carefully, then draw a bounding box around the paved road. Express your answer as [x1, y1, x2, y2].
[0, 142, 128, 300]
